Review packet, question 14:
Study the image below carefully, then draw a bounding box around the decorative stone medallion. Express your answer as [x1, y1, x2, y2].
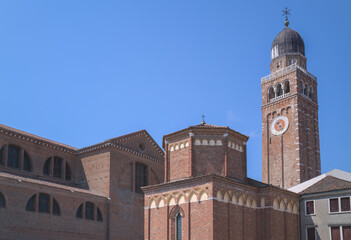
[271, 116, 289, 135]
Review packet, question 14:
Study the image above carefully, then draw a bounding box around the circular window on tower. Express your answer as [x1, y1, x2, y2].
[271, 116, 289, 136]
[139, 143, 145, 152]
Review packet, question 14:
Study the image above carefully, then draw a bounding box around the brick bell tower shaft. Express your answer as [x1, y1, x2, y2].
[261, 18, 321, 189]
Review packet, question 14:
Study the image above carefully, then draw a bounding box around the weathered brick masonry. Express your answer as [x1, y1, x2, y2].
[0, 125, 164, 240]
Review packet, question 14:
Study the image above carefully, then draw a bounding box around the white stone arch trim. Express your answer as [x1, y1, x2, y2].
[216, 190, 223, 201]
[273, 197, 280, 210]
[149, 198, 157, 209]
[223, 192, 230, 203]
[177, 194, 186, 205]
[199, 191, 208, 202]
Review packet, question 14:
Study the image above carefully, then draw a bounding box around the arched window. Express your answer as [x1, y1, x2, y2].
[304, 84, 309, 96]
[43, 156, 71, 180]
[0, 145, 32, 171]
[176, 213, 182, 240]
[268, 87, 275, 101]
[0, 192, 5, 208]
[7, 145, 20, 169]
[26, 193, 60, 215]
[135, 163, 148, 193]
[76, 202, 103, 222]
[276, 84, 283, 97]
[284, 81, 290, 94]
[309, 86, 313, 99]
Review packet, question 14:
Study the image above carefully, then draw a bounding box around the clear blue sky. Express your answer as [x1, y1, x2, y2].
[0, 0, 350, 181]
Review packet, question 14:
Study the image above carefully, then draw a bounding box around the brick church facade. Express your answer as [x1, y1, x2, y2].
[0, 19, 321, 240]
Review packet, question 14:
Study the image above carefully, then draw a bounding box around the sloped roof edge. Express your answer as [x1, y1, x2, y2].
[288, 169, 351, 194]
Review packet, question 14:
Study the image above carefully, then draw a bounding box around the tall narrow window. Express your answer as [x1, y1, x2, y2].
[330, 198, 339, 212]
[341, 197, 351, 212]
[7, 145, 20, 169]
[38, 193, 50, 213]
[343, 226, 351, 240]
[23, 151, 31, 172]
[43, 158, 51, 176]
[53, 157, 63, 178]
[307, 227, 316, 240]
[276, 84, 283, 96]
[0, 147, 3, 165]
[331, 227, 341, 240]
[135, 163, 148, 193]
[284, 81, 290, 94]
[97, 207, 103, 222]
[65, 163, 72, 181]
[306, 201, 315, 215]
[268, 87, 275, 101]
[53, 198, 60, 215]
[76, 204, 83, 218]
[85, 202, 94, 220]
[176, 213, 182, 240]
[0, 193, 5, 208]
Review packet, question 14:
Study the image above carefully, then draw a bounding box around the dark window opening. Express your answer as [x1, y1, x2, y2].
[76, 204, 83, 218]
[0, 147, 3, 165]
[343, 226, 351, 240]
[65, 163, 71, 181]
[97, 207, 103, 222]
[135, 163, 148, 193]
[85, 202, 94, 220]
[139, 143, 145, 152]
[306, 201, 314, 215]
[331, 227, 340, 240]
[53, 198, 60, 215]
[284, 81, 290, 94]
[26, 195, 36, 212]
[176, 213, 182, 240]
[23, 151, 31, 172]
[43, 158, 51, 176]
[341, 197, 350, 212]
[304, 85, 309, 95]
[307, 227, 316, 240]
[38, 193, 50, 213]
[330, 198, 339, 213]
[276, 84, 283, 97]
[268, 87, 275, 101]
[7, 145, 20, 169]
[0, 193, 5, 208]
[53, 157, 63, 178]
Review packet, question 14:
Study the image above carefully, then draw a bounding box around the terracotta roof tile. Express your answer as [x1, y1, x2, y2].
[299, 176, 351, 195]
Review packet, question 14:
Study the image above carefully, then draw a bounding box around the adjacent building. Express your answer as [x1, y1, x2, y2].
[290, 169, 351, 240]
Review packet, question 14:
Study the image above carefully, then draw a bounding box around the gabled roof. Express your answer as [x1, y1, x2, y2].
[0, 124, 164, 163]
[299, 176, 351, 195]
[289, 169, 351, 194]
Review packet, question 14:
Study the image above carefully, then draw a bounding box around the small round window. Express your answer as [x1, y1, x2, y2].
[139, 143, 145, 152]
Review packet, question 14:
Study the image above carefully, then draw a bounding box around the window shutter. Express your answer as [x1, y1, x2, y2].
[306, 201, 314, 214]
[331, 227, 341, 240]
[330, 198, 339, 212]
[343, 226, 351, 240]
[341, 197, 350, 212]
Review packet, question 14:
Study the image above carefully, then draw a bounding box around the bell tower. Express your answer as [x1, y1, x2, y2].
[261, 15, 321, 189]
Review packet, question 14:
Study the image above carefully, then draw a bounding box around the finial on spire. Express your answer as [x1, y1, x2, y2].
[282, 7, 291, 27]
[201, 114, 206, 124]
